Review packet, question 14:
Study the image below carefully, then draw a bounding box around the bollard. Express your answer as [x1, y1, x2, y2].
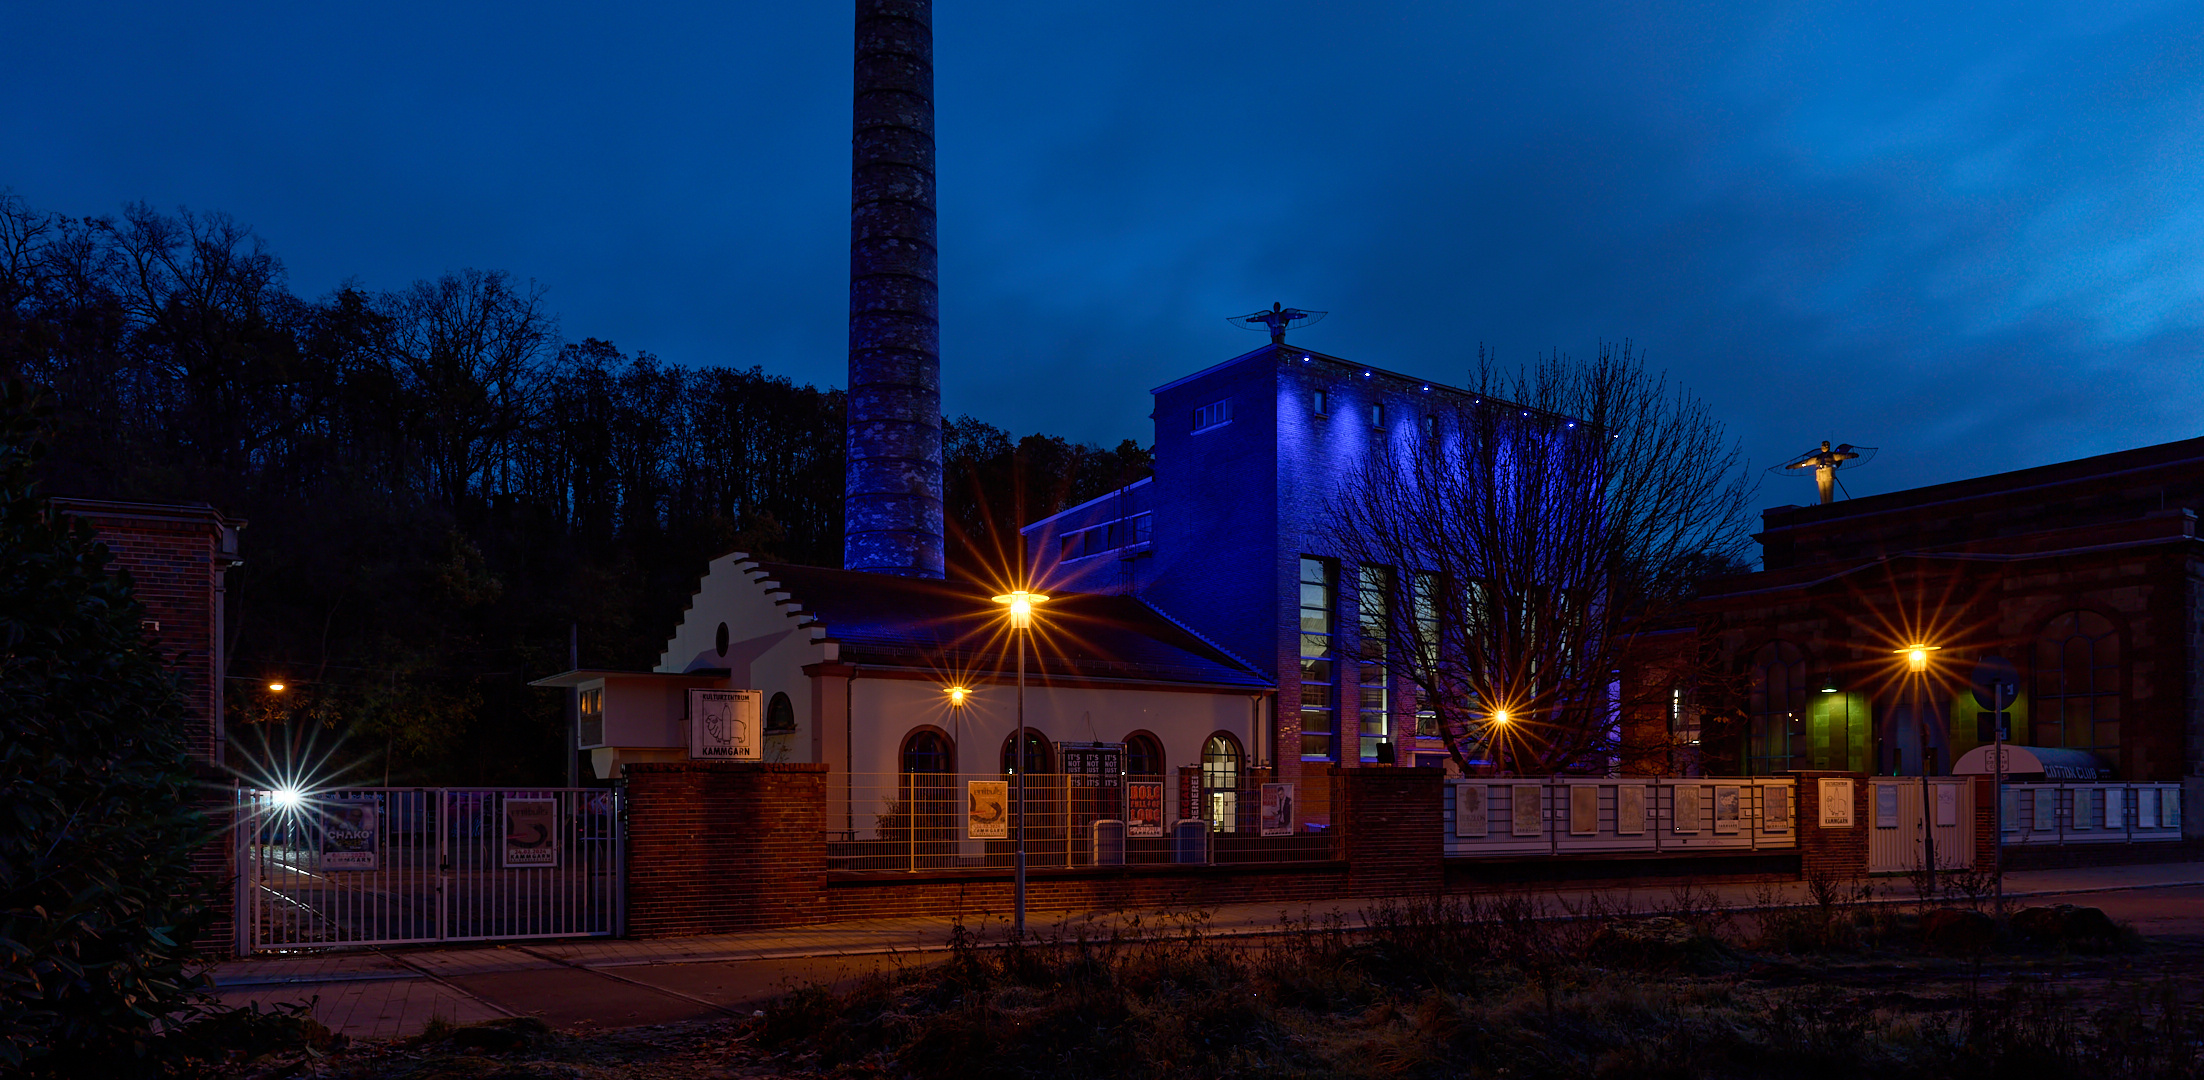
[1092, 820, 1126, 865]
[1171, 818, 1211, 864]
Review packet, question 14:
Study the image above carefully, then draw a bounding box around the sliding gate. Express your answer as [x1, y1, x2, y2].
[237, 788, 623, 954]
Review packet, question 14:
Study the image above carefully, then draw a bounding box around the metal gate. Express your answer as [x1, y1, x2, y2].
[237, 787, 623, 954]
[1867, 778, 1975, 874]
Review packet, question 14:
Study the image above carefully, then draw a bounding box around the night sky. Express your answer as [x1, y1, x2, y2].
[6, 2, 2200, 512]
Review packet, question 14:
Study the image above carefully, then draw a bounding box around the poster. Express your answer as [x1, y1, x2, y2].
[2032, 788, 2057, 831]
[1713, 786, 1740, 834]
[1260, 783, 1295, 837]
[1763, 785, 1790, 832]
[1511, 784, 1544, 837]
[1126, 781, 1164, 838]
[1672, 785, 1701, 833]
[1819, 779, 1854, 827]
[1454, 784, 1487, 838]
[1934, 784, 1958, 827]
[1876, 784, 1901, 828]
[1569, 785, 1600, 835]
[502, 798, 558, 868]
[1060, 743, 1124, 788]
[688, 688, 761, 761]
[2104, 789, 2123, 830]
[320, 799, 379, 870]
[1616, 785, 1646, 835]
[968, 781, 1009, 839]
[2139, 788, 2158, 829]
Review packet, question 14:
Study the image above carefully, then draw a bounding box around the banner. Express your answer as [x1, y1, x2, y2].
[1260, 782, 1295, 837]
[320, 799, 379, 870]
[502, 797, 558, 867]
[1126, 781, 1164, 837]
[968, 781, 1009, 839]
[689, 688, 761, 761]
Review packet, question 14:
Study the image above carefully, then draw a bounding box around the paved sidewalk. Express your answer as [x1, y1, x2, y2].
[210, 860, 2204, 1042]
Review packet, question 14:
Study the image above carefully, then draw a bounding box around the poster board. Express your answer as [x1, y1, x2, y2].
[1818, 779, 1854, 827]
[1617, 785, 1646, 836]
[968, 781, 1009, 839]
[1875, 784, 1900, 828]
[1511, 785, 1544, 837]
[2104, 789, 2123, 830]
[502, 797, 558, 868]
[321, 799, 379, 870]
[1713, 786, 1741, 834]
[1762, 785, 1790, 832]
[1126, 781, 1164, 838]
[689, 688, 761, 761]
[2139, 788, 2159, 829]
[2032, 789, 2057, 831]
[1260, 783, 1295, 837]
[1453, 784, 1488, 838]
[1934, 784, 1958, 828]
[1672, 784, 1701, 833]
[1568, 786, 1600, 835]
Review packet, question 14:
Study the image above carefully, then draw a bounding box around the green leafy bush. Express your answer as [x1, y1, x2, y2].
[0, 382, 215, 1075]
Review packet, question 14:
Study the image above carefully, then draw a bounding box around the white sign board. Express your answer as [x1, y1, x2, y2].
[689, 689, 761, 761]
[1819, 779, 1853, 827]
[1934, 784, 1959, 828]
[502, 798, 558, 868]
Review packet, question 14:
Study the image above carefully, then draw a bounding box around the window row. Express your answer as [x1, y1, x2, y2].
[897, 729, 1191, 779]
[1058, 512, 1152, 561]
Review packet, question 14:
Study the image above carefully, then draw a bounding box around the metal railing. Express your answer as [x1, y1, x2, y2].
[822, 773, 1336, 872]
[238, 787, 623, 953]
[1444, 777, 1798, 858]
[1999, 782, 2185, 846]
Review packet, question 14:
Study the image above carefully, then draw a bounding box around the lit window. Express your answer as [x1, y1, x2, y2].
[1202, 734, 1242, 832]
[579, 687, 604, 747]
[1192, 398, 1232, 431]
[1300, 556, 1337, 760]
[1358, 565, 1392, 762]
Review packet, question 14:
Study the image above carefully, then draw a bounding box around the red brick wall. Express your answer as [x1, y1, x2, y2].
[1334, 765, 1442, 897]
[1794, 771, 1869, 884]
[624, 762, 828, 935]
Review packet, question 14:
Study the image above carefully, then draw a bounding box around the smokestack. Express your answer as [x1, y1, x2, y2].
[845, 0, 946, 578]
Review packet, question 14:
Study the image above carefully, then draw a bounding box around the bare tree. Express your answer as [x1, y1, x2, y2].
[1325, 342, 1753, 775]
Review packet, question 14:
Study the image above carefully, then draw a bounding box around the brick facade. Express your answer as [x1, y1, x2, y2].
[54, 499, 244, 955]
[1793, 771, 1870, 884]
[624, 762, 828, 936]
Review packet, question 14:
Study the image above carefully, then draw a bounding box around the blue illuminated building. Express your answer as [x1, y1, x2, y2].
[1025, 341, 1497, 792]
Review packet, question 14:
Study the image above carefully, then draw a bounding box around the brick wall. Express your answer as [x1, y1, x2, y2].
[1793, 771, 1870, 884]
[1334, 765, 1442, 897]
[624, 762, 828, 936]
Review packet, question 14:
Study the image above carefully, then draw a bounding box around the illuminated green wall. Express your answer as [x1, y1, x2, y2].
[1805, 691, 1870, 772]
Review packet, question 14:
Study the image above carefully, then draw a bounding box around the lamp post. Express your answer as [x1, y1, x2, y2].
[1897, 644, 1941, 893]
[1489, 708, 1510, 778]
[991, 590, 1047, 940]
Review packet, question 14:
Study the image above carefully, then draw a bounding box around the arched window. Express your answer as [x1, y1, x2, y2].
[1000, 731, 1052, 775]
[1201, 733, 1243, 832]
[765, 691, 797, 734]
[902, 729, 953, 774]
[1125, 732, 1165, 777]
[1747, 641, 1807, 775]
[2035, 611, 2119, 754]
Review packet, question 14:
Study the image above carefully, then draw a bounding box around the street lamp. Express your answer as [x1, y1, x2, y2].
[1489, 707, 1511, 777]
[990, 589, 1048, 939]
[1894, 643, 1941, 892]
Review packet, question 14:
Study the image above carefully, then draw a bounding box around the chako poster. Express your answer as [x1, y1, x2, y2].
[1126, 781, 1164, 837]
[321, 800, 379, 870]
[968, 781, 1009, 839]
[1260, 783, 1295, 837]
[502, 798, 558, 867]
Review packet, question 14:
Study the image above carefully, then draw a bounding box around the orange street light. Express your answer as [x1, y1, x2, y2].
[1897, 643, 1940, 673]
[991, 590, 1048, 629]
[946, 685, 968, 707]
[267, 681, 287, 693]
[989, 588, 1049, 939]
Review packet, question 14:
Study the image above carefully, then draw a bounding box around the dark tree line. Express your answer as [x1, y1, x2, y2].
[0, 191, 1147, 784]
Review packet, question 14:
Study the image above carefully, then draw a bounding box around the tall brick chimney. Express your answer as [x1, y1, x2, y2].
[844, 0, 945, 578]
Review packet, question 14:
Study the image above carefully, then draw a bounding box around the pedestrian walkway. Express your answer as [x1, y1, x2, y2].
[209, 861, 2204, 1042]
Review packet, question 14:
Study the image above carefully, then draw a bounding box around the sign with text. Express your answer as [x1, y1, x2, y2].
[502, 797, 558, 868]
[320, 799, 379, 871]
[1454, 784, 1488, 838]
[1672, 785, 1701, 833]
[1713, 786, 1741, 834]
[1763, 785, 1791, 832]
[1818, 779, 1853, 827]
[1513, 785, 1545, 836]
[1058, 742, 1124, 787]
[1126, 781, 1165, 837]
[1617, 785, 1647, 836]
[1260, 782, 1295, 837]
[968, 781, 1009, 839]
[689, 689, 761, 761]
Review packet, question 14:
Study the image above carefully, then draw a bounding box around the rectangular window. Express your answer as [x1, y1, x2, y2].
[1358, 565, 1392, 761]
[1369, 401, 1385, 428]
[1299, 556, 1337, 759]
[579, 687, 604, 747]
[1412, 571, 1442, 737]
[1422, 414, 1436, 440]
[1060, 533, 1080, 560]
[1312, 388, 1329, 416]
[1192, 398, 1232, 431]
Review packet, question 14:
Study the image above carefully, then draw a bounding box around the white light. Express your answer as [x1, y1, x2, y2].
[273, 787, 303, 809]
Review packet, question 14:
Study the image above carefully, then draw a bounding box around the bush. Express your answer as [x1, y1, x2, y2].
[0, 382, 215, 1075]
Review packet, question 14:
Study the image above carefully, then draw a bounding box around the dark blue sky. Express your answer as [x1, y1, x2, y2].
[6, 2, 2200, 511]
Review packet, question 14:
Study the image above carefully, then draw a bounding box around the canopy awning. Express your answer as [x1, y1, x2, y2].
[1952, 744, 2113, 780]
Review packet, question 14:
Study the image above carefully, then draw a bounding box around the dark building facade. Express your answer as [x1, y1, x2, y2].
[1696, 437, 2204, 837]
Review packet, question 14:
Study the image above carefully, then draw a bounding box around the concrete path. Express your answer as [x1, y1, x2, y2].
[209, 860, 2204, 1042]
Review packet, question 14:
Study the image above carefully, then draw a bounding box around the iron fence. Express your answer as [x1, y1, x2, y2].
[1999, 782, 2184, 846]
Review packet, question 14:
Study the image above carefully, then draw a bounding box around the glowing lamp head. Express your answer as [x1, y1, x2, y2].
[267, 681, 286, 693]
[990, 590, 1049, 630]
[1492, 709, 1510, 726]
[947, 685, 968, 707]
[272, 787, 303, 810]
[1895, 643, 1939, 673]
